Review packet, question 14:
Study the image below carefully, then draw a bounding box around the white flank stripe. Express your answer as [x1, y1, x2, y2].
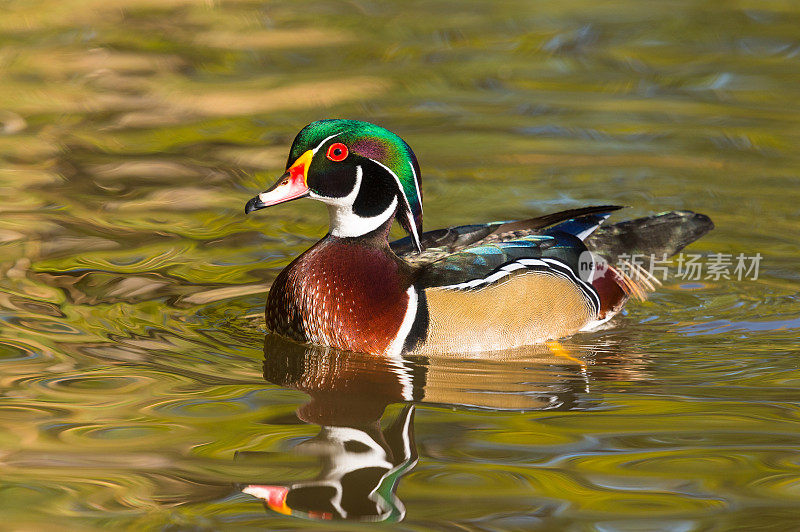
[439, 257, 601, 315]
[385, 286, 418, 359]
[385, 357, 415, 402]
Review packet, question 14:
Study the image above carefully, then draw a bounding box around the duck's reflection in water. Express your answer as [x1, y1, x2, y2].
[242, 334, 648, 522]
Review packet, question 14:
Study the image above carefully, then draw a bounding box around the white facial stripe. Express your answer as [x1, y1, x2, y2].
[324, 427, 391, 466]
[408, 159, 423, 216]
[322, 165, 399, 238]
[310, 164, 362, 206]
[329, 195, 398, 238]
[405, 210, 422, 250]
[367, 157, 422, 250]
[312, 133, 342, 154]
[367, 158, 412, 214]
[318, 427, 393, 493]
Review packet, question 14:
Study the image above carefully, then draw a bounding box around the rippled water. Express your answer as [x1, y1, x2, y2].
[2, 0, 799, 529]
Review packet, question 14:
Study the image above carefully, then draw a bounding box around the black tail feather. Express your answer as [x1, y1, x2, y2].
[585, 210, 714, 262]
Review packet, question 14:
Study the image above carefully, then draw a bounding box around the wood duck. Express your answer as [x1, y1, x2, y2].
[242, 330, 650, 522]
[243, 335, 420, 522]
[242, 405, 416, 522]
[246, 335, 567, 523]
[245, 120, 713, 356]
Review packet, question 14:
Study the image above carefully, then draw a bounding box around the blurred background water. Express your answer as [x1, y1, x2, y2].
[1, 0, 799, 529]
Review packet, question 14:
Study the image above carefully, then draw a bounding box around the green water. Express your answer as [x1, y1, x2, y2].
[1, 0, 799, 529]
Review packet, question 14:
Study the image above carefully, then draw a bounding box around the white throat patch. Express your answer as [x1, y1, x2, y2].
[312, 165, 399, 238]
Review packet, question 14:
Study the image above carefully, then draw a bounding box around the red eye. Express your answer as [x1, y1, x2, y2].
[326, 143, 348, 162]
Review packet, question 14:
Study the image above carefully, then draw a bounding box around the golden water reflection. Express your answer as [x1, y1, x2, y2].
[2, 0, 800, 528]
[244, 334, 649, 522]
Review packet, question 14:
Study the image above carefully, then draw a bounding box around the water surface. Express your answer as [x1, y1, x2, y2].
[1, 0, 799, 529]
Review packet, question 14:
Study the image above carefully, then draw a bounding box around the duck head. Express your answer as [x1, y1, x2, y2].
[245, 119, 424, 251]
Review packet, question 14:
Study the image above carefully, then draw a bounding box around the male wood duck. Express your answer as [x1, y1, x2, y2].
[244, 336, 421, 521]
[243, 404, 415, 522]
[245, 119, 713, 356]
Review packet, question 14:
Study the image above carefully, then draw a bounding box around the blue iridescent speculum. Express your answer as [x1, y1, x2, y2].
[290, 119, 423, 247]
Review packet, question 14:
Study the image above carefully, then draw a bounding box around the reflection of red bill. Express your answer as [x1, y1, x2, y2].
[243, 484, 291, 515]
[243, 484, 334, 520]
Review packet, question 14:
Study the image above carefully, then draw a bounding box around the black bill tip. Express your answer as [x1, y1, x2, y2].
[245, 196, 265, 215]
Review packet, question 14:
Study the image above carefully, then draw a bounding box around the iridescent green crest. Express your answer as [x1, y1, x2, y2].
[289, 119, 423, 247]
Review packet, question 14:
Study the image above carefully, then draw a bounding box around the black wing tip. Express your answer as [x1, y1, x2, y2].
[589, 205, 626, 215]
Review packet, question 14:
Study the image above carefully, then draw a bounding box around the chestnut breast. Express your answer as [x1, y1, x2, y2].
[266, 237, 413, 354]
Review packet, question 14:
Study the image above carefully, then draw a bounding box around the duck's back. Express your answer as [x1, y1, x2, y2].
[391, 206, 713, 355]
[407, 230, 601, 354]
